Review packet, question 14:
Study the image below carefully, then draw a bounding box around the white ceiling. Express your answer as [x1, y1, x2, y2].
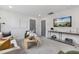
[0, 5, 77, 17]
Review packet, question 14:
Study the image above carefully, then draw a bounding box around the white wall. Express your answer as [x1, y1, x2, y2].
[0, 9, 30, 40]
[36, 17, 41, 36]
[2, 6, 79, 44]
[44, 7, 79, 44]
[41, 16, 53, 37]
[28, 17, 41, 36]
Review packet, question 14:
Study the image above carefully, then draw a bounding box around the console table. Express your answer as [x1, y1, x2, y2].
[48, 30, 63, 40]
[48, 30, 79, 36]
[48, 30, 79, 46]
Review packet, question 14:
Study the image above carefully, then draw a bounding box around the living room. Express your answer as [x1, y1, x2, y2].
[0, 5, 79, 54]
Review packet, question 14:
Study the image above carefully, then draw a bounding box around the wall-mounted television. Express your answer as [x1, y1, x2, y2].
[53, 16, 72, 27]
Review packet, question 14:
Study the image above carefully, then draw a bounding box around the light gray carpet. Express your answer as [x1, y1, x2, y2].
[6, 37, 79, 54]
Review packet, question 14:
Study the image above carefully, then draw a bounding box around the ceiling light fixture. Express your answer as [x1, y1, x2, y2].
[8, 6, 12, 8]
[38, 14, 41, 17]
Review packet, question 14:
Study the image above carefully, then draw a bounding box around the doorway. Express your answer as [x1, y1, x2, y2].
[30, 19, 36, 33]
[41, 20, 46, 36]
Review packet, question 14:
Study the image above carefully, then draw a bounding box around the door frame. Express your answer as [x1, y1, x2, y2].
[30, 19, 36, 33]
[41, 20, 46, 37]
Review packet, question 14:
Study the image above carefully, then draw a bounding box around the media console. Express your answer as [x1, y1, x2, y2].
[48, 30, 79, 46]
[48, 30, 79, 36]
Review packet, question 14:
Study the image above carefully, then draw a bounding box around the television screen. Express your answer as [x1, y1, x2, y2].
[53, 16, 72, 27]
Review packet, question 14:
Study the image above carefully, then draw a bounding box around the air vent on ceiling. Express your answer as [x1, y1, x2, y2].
[48, 12, 54, 15]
